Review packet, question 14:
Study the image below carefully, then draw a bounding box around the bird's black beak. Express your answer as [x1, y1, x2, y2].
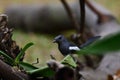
[53, 39, 56, 43]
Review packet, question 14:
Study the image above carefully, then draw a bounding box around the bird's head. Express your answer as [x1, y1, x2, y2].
[53, 35, 66, 43]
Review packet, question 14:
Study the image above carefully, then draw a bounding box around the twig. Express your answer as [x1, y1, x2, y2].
[32, 58, 39, 65]
[60, 0, 80, 33]
[60, 0, 87, 44]
[85, 0, 114, 24]
[50, 54, 56, 60]
[79, 0, 85, 35]
[85, 0, 103, 17]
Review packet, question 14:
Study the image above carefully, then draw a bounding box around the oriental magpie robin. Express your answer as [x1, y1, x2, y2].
[53, 35, 100, 56]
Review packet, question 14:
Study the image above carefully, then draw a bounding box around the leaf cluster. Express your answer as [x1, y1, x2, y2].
[0, 32, 120, 78]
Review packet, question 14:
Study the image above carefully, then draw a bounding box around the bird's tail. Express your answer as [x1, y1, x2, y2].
[79, 36, 101, 48]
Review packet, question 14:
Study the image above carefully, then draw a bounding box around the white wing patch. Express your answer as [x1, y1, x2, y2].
[69, 46, 80, 51]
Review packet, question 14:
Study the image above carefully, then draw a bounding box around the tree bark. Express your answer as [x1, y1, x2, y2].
[4, 0, 116, 33]
[0, 59, 31, 80]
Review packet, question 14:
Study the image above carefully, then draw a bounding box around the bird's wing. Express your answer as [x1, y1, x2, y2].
[69, 46, 80, 51]
[80, 36, 101, 48]
[69, 43, 80, 51]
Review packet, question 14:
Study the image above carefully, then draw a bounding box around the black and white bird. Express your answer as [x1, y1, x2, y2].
[53, 35, 100, 56]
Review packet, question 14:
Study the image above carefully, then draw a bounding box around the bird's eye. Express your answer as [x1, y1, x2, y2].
[59, 36, 62, 40]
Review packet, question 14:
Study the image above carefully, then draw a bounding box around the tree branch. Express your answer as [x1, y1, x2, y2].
[0, 59, 31, 80]
[85, 0, 114, 24]
[60, 0, 80, 33]
[79, 0, 85, 35]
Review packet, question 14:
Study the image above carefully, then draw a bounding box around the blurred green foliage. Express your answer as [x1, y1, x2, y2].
[78, 32, 120, 54]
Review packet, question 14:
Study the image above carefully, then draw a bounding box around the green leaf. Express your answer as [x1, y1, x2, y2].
[19, 61, 38, 71]
[27, 55, 76, 77]
[78, 32, 120, 55]
[61, 55, 77, 68]
[0, 51, 14, 65]
[15, 42, 34, 64]
[27, 66, 55, 77]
